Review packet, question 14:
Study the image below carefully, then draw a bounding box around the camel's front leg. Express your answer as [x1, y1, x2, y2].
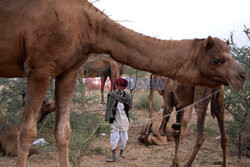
[186, 106, 207, 167]
[211, 87, 227, 166]
[54, 70, 78, 167]
[186, 87, 212, 167]
[215, 108, 227, 167]
[17, 71, 52, 167]
[171, 109, 184, 167]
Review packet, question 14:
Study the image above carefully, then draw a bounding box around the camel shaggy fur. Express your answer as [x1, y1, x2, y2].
[0, 0, 246, 166]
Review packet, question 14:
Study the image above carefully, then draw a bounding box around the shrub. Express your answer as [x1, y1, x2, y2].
[135, 92, 163, 111]
[69, 111, 109, 167]
[224, 26, 250, 160]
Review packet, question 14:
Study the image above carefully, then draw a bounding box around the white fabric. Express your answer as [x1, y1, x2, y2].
[158, 108, 163, 113]
[111, 102, 129, 131]
[32, 138, 49, 146]
[110, 129, 128, 150]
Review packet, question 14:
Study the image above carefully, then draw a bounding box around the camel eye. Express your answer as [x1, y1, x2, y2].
[213, 58, 221, 64]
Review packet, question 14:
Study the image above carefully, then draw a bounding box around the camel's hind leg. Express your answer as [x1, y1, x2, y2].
[180, 106, 193, 140]
[148, 135, 166, 146]
[148, 84, 155, 118]
[215, 107, 227, 167]
[100, 76, 107, 104]
[54, 70, 78, 167]
[186, 87, 212, 167]
[212, 88, 227, 167]
[17, 70, 52, 167]
[159, 93, 174, 136]
[109, 62, 119, 92]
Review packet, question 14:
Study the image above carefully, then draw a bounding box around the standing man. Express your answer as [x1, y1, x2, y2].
[105, 78, 132, 162]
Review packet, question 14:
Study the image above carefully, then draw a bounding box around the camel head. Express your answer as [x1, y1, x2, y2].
[198, 36, 247, 91]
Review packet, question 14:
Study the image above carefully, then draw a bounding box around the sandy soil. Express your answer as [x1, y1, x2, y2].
[0, 90, 249, 167]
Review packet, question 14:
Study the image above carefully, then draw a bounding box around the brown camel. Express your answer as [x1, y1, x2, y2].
[0, 117, 38, 157]
[0, 0, 246, 166]
[153, 74, 227, 167]
[138, 110, 192, 146]
[138, 113, 170, 146]
[0, 100, 55, 157]
[147, 74, 193, 142]
[78, 54, 125, 104]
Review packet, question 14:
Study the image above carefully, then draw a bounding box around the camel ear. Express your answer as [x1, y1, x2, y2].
[226, 40, 229, 45]
[204, 36, 214, 50]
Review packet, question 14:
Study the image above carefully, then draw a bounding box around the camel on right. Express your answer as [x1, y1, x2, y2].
[150, 73, 228, 167]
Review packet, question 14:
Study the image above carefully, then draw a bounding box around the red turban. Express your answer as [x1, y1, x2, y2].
[114, 78, 128, 88]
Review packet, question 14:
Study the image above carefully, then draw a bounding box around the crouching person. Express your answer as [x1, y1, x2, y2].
[105, 78, 132, 162]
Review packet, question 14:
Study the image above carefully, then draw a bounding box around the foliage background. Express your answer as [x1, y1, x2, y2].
[224, 26, 250, 158]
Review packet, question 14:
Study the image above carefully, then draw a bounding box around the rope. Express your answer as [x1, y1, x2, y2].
[37, 88, 222, 133]
[89, 88, 222, 129]
[152, 88, 222, 122]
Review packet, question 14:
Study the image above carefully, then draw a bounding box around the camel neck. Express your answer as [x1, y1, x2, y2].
[79, 2, 200, 83]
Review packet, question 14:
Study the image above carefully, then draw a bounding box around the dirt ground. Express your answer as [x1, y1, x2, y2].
[0, 89, 249, 167]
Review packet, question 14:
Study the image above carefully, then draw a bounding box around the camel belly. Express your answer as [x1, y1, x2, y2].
[0, 45, 26, 78]
[0, 63, 26, 78]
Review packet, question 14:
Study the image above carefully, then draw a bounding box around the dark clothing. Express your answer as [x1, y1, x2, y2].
[105, 90, 132, 124]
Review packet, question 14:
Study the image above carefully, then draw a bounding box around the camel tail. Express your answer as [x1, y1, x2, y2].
[211, 86, 225, 119]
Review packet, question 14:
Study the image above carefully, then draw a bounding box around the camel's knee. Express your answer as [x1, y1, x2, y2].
[19, 128, 37, 150]
[54, 126, 71, 148]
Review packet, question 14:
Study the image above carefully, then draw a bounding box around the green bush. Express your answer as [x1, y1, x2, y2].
[69, 111, 109, 167]
[0, 76, 108, 167]
[0, 78, 55, 125]
[224, 26, 250, 159]
[135, 92, 163, 111]
[188, 119, 220, 137]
